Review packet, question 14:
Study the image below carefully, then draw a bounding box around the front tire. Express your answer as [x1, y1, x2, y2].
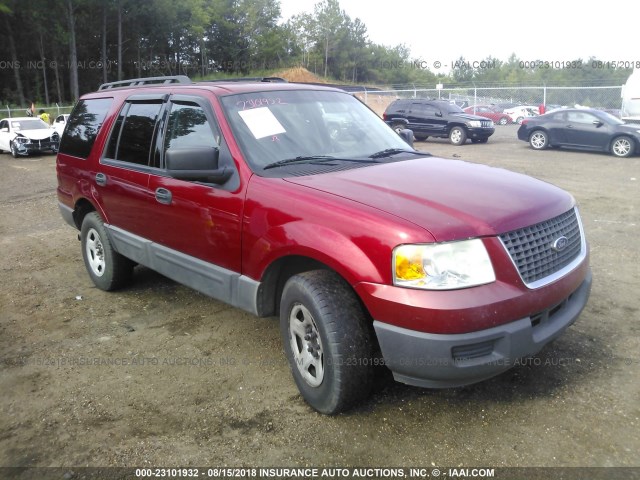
[611, 136, 633, 158]
[529, 130, 549, 150]
[10, 141, 20, 158]
[498, 116, 509, 125]
[449, 126, 467, 145]
[80, 212, 133, 291]
[280, 270, 373, 415]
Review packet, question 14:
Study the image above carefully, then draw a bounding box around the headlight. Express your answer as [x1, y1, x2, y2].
[393, 239, 496, 290]
[467, 121, 482, 128]
[14, 135, 30, 144]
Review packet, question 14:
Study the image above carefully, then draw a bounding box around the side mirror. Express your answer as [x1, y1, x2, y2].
[165, 147, 231, 184]
[399, 129, 414, 147]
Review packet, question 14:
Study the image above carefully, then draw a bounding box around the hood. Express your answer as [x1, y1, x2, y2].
[285, 157, 574, 242]
[450, 113, 488, 122]
[619, 123, 640, 135]
[16, 128, 56, 141]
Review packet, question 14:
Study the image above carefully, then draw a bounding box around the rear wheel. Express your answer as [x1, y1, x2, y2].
[529, 130, 549, 150]
[498, 116, 509, 125]
[391, 123, 405, 134]
[280, 270, 373, 414]
[81, 212, 133, 291]
[611, 136, 633, 158]
[515, 116, 524, 125]
[449, 126, 467, 145]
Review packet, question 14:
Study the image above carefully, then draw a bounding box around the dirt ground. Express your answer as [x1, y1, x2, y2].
[0, 126, 639, 472]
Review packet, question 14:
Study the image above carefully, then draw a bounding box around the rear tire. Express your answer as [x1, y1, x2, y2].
[280, 270, 373, 415]
[80, 212, 133, 291]
[498, 117, 509, 125]
[391, 123, 405, 134]
[529, 130, 549, 150]
[611, 136, 633, 158]
[449, 126, 467, 145]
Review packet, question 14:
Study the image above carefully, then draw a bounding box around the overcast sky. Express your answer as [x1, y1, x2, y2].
[279, 0, 638, 72]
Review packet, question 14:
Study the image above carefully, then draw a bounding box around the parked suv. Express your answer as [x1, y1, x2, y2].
[383, 99, 495, 145]
[57, 76, 591, 414]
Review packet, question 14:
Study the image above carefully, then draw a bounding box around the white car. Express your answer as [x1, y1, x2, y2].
[0, 117, 60, 157]
[53, 114, 70, 136]
[503, 106, 539, 125]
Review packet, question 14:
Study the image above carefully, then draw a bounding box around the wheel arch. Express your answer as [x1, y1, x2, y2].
[256, 252, 377, 321]
[388, 117, 409, 127]
[447, 122, 468, 133]
[257, 255, 333, 317]
[72, 197, 100, 230]
[528, 127, 550, 144]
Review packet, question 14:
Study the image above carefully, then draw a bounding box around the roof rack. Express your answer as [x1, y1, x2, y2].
[98, 75, 192, 90]
[204, 77, 287, 84]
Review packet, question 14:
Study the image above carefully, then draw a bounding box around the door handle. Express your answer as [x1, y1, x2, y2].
[95, 172, 107, 186]
[155, 187, 172, 205]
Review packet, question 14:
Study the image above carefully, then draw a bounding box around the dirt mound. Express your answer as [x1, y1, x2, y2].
[276, 67, 327, 84]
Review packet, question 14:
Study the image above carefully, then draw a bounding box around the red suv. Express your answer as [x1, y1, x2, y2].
[57, 76, 591, 414]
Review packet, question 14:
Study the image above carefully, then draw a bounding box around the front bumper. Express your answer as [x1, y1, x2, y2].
[13, 140, 59, 155]
[373, 270, 592, 388]
[467, 127, 495, 139]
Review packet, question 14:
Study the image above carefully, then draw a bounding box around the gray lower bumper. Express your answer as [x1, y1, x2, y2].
[58, 202, 76, 229]
[374, 271, 592, 388]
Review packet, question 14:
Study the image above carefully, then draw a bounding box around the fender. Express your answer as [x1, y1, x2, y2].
[246, 220, 388, 287]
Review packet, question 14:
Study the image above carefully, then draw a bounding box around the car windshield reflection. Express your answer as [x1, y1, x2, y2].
[221, 89, 414, 174]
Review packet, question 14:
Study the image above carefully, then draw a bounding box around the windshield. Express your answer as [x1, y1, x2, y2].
[598, 110, 625, 125]
[11, 119, 49, 131]
[220, 89, 413, 174]
[442, 104, 465, 114]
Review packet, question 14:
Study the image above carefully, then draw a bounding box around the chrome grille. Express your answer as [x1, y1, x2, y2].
[481, 120, 493, 128]
[499, 208, 583, 286]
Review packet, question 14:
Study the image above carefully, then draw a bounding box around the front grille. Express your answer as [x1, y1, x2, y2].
[481, 120, 493, 128]
[499, 208, 583, 286]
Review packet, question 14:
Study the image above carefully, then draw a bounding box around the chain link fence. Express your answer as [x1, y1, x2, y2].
[355, 85, 623, 118]
[2, 104, 75, 121]
[3, 86, 624, 124]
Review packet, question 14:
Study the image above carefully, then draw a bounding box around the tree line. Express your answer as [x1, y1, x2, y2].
[0, 0, 633, 107]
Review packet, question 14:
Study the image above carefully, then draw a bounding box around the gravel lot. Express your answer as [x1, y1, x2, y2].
[0, 125, 638, 471]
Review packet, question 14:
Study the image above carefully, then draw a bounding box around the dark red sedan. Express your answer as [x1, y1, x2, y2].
[464, 105, 512, 125]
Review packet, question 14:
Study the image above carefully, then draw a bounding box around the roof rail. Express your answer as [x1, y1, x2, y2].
[204, 77, 288, 84]
[98, 75, 192, 90]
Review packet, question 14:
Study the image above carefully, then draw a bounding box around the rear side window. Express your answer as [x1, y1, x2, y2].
[59, 98, 113, 159]
[106, 101, 163, 166]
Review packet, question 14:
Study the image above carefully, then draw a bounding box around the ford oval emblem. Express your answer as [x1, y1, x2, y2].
[551, 236, 569, 252]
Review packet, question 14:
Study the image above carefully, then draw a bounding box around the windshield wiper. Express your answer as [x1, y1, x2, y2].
[368, 148, 430, 159]
[263, 155, 338, 170]
[264, 155, 379, 170]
